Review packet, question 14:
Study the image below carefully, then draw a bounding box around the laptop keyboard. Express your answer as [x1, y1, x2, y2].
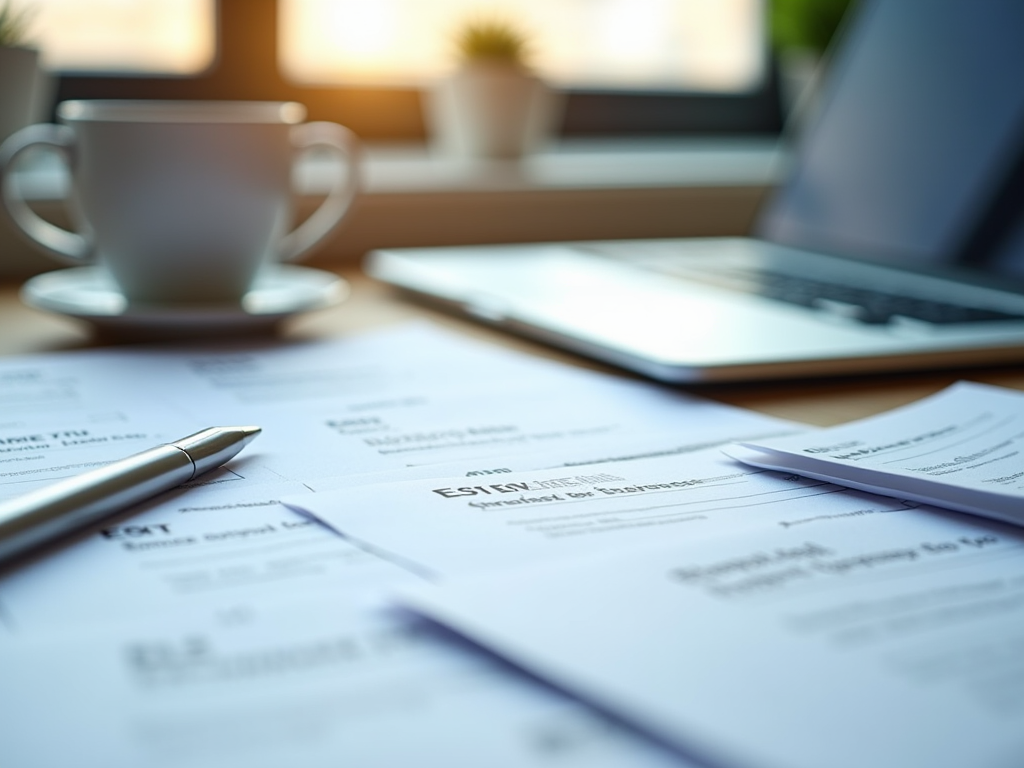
[639, 259, 1024, 326]
[751, 271, 1024, 325]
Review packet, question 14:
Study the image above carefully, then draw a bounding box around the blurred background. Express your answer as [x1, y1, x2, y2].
[1, 0, 853, 276]
[23, 0, 821, 137]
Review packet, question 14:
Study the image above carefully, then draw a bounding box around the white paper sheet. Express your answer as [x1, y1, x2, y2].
[731, 381, 1024, 526]
[399, 511, 1024, 768]
[284, 446, 935, 576]
[0, 600, 688, 768]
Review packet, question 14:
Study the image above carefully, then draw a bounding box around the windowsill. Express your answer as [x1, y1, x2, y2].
[341, 136, 783, 192]
[2, 137, 784, 277]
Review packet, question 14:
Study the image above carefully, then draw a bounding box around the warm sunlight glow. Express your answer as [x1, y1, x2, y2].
[325, 1, 399, 60]
[281, 0, 763, 91]
[19, 0, 214, 74]
[598, 0, 668, 61]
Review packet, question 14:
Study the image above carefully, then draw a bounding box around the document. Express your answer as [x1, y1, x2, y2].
[0, 600, 688, 768]
[732, 381, 1024, 526]
[285, 446, 944, 575]
[399, 511, 1024, 768]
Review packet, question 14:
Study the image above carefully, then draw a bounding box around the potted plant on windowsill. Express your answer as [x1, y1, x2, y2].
[0, 1, 46, 148]
[425, 17, 561, 160]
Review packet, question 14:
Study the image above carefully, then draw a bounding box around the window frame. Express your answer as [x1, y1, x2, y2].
[50, 0, 784, 140]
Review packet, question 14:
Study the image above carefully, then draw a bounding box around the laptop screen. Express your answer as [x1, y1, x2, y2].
[756, 0, 1024, 273]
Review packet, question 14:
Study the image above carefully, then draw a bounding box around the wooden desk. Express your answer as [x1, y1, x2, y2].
[3, 268, 1024, 426]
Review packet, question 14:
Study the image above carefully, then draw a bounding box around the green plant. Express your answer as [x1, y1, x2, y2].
[0, 1, 33, 47]
[454, 17, 531, 67]
[771, 0, 853, 54]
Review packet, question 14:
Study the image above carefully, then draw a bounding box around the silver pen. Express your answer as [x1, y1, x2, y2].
[0, 426, 261, 566]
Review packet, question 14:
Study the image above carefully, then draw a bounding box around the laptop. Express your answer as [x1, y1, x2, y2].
[366, 0, 1024, 383]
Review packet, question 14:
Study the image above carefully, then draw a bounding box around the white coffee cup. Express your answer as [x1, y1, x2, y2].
[0, 100, 360, 304]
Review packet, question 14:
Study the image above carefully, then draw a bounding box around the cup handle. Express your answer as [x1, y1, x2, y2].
[0, 123, 92, 264]
[279, 121, 362, 263]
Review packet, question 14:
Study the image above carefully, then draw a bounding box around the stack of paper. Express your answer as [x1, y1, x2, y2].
[284, 378, 1024, 768]
[0, 322, 786, 768]
[2, 323, 1023, 768]
[729, 381, 1024, 525]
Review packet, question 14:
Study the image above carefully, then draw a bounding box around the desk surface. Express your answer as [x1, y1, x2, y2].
[3, 269, 1024, 428]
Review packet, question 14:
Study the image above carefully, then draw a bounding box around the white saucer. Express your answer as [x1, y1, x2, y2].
[21, 265, 347, 339]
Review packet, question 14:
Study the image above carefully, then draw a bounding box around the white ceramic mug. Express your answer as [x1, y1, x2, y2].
[0, 100, 360, 304]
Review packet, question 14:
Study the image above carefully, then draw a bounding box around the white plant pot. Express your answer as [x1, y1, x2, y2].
[425, 62, 561, 159]
[0, 46, 47, 147]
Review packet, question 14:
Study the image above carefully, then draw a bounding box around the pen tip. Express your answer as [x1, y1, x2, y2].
[218, 425, 261, 448]
[237, 425, 262, 443]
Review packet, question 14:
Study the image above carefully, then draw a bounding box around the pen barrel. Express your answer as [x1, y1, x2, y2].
[0, 445, 195, 564]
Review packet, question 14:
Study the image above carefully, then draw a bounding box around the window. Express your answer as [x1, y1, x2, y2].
[280, 0, 763, 93]
[40, 0, 783, 139]
[21, 0, 215, 74]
